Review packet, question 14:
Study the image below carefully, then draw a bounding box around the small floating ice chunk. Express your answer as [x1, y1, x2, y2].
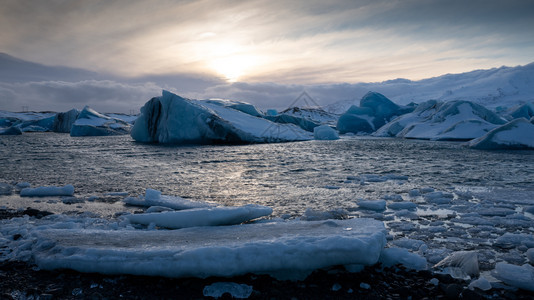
[357, 200, 386, 211]
[493, 263, 534, 292]
[527, 248, 534, 264]
[313, 125, 339, 140]
[379, 247, 427, 271]
[127, 204, 273, 229]
[0, 183, 12, 195]
[123, 188, 211, 210]
[408, 189, 421, 197]
[61, 197, 84, 204]
[303, 208, 348, 221]
[391, 238, 426, 251]
[203, 282, 253, 299]
[323, 185, 341, 190]
[15, 182, 31, 190]
[20, 185, 74, 197]
[104, 192, 129, 197]
[387, 202, 417, 211]
[434, 251, 479, 278]
[495, 233, 534, 249]
[468, 277, 492, 291]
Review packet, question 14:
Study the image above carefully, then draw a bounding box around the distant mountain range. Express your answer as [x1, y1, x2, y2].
[325, 62, 534, 113]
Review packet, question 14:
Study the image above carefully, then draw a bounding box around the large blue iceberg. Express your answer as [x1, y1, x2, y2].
[131, 90, 312, 144]
[337, 92, 413, 134]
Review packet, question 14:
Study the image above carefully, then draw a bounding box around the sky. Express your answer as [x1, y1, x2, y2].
[1, 0, 534, 112]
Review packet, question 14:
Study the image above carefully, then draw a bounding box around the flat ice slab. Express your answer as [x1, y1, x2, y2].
[20, 184, 74, 197]
[31, 218, 386, 279]
[126, 204, 273, 228]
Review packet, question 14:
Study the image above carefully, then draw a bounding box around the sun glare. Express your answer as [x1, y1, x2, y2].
[210, 55, 258, 82]
[205, 43, 260, 82]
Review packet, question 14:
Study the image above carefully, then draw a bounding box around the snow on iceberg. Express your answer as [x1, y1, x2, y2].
[127, 204, 273, 229]
[70, 106, 131, 136]
[376, 100, 506, 141]
[337, 92, 413, 134]
[493, 262, 534, 292]
[313, 125, 339, 140]
[20, 184, 74, 197]
[23, 218, 386, 279]
[131, 91, 312, 144]
[203, 99, 263, 117]
[123, 188, 211, 210]
[469, 118, 534, 150]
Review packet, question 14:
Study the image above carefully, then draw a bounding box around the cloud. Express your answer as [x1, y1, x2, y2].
[0, 80, 162, 113]
[1, 0, 533, 84]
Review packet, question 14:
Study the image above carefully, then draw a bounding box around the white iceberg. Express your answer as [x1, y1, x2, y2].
[70, 106, 131, 136]
[127, 204, 273, 229]
[378, 100, 506, 141]
[20, 218, 386, 279]
[123, 188, 211, 210]
[131, 91, 312, 144]
[313, 125, 339, 140]
[20, 184, 74, 197]
[469, 118, 534, 150]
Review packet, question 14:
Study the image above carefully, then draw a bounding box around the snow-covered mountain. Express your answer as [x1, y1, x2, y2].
[325, 63, 534, 113]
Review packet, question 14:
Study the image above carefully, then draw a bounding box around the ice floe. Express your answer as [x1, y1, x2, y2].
[313, 125, 339, 140]
[492, 263, 534, 292]
[0, 217, 386, 280]
[20, 184, 75, 197]
[126, 204, 273, 229]
[123, 189, 211, 210]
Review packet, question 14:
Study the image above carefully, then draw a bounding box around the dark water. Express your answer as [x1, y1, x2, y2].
[1, 133, 533, 217]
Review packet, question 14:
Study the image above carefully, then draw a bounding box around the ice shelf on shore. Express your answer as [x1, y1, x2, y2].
[131, 90, 312, 144]
[0, 216, 386, 280]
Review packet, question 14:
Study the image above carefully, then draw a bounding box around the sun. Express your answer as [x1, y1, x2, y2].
[206, 43, 259, 82]
[210, 54, 258, 82]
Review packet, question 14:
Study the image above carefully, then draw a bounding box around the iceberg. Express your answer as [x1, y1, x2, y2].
[264, 114, 319, 132]
[52, 108, 79, 133]
[131, 91, 312, 144]
[508, 102, 534, 120]
[337, 92, 413, 134]
[70, 106, 131, 136]
[376, 100, 506, 141]
[313, 125, 339, 140]
[469, 118, 534, 150]
[20, 218, 386, 279]
[127, 204, 273, 229]
[0, 125, 22, 135]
